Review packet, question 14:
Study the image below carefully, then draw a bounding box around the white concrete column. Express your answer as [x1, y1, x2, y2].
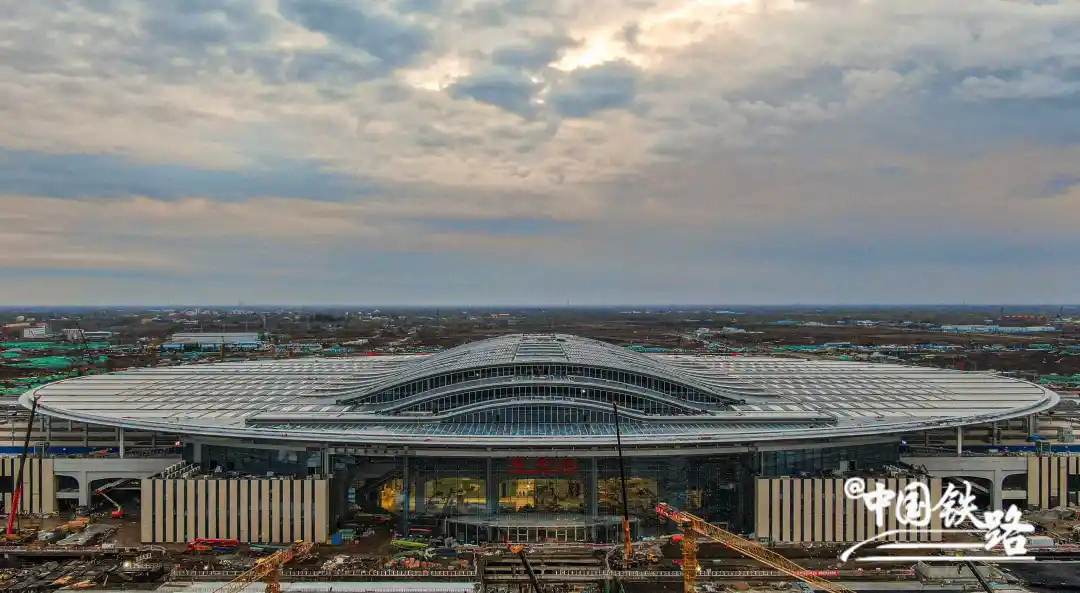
[992, 470, 1004, 510]
[119, 429, 125, 458]
[956, 427, 963, 457]
[77, 474, 90, 506]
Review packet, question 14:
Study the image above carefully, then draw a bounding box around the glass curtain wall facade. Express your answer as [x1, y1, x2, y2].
[195, 442, 901, 543]
[369, 454, 758, 542]
[201, 444, 322, 477]
[758, 443, 899, 477]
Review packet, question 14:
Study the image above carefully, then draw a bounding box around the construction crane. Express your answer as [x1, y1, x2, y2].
[209, 540, 315, 593]
[656, 503, 856, 593]
[509, 544, 544, 593]
[6, 395, 39, 538]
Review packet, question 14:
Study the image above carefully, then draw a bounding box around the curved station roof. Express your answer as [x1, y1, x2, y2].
[24, 334, 1058, 453]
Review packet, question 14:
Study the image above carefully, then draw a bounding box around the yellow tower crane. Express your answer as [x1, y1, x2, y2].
[656, 503, 855, 593]
[210, 541, 315, 593]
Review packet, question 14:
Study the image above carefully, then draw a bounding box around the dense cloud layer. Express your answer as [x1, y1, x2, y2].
[1, 0, 1079, 304]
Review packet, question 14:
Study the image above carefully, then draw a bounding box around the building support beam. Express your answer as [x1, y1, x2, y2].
[956, 426, 963, 457]
[119, 428, 125, 459]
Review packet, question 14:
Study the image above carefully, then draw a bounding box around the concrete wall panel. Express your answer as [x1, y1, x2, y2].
[756, 476, 944, 544]
[139, 477, 330, 544]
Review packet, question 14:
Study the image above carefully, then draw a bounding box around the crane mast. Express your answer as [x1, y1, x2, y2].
[509, 544, 545, 593]
[6, 395, 39, 537]
[656, 503, 856, 593]
[611, 402, 633, 562]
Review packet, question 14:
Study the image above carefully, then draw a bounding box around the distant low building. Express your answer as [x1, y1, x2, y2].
[166, 332, 263, 351]
[63, 328, 114, 342]
[21, 324, 51, 339]
[822, 341, 855, 349]
[1, 322, 31, 338]
[170, 332, 261, 345]
[941, 324, 1058, 335]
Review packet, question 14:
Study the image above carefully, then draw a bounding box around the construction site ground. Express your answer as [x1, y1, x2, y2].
[2, 533, 1074, 593]
[1, 506, 1076, 591]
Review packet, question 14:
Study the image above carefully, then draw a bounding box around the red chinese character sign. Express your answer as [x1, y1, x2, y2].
[506, 457, 580, 477]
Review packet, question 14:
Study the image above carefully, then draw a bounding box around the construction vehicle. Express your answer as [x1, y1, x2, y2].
[92, 478, 132, 519]
[209, 540, 314, 593]
[656, 503, 856, 593]
[509, 544, 544, 593]
[187, 538, 240, 553]
[63, 518, 91, 533]
[390, 538, 429, 552]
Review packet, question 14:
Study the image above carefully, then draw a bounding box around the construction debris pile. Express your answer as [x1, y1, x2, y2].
[0, 557, 165, 592]
[56, 524, 115, 548]
[1026, 507, 1080, 543]
[385, 538, 475, 571]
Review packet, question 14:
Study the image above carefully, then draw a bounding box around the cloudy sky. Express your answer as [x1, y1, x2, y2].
[2, 0, 1079, 305]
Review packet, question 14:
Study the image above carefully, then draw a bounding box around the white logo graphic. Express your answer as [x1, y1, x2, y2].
[839, 477, 1035, 562]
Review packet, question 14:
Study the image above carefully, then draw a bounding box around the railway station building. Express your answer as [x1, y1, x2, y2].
[17, 334, 1072, 544]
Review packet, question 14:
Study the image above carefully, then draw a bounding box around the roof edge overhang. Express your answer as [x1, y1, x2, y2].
[21, 383, 1060, 451]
